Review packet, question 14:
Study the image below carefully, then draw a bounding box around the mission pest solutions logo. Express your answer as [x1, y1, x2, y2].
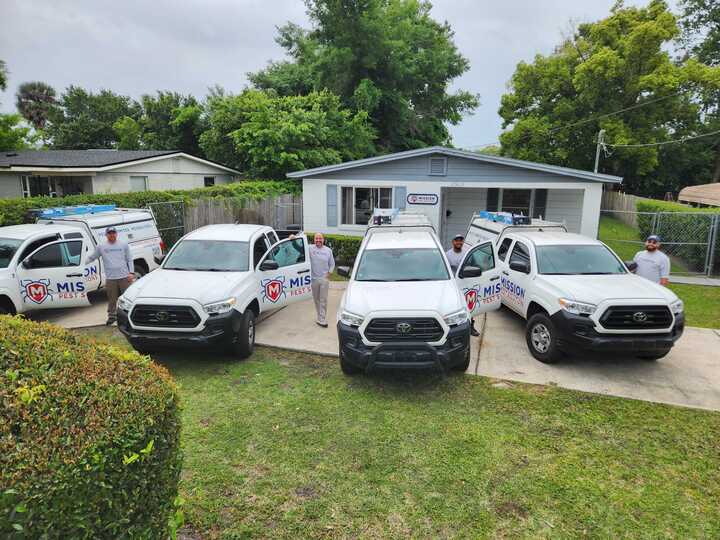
[260, 276, 286, 303]
[21, 279, 55, 304]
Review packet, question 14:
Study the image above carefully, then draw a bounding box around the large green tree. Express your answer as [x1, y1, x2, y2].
[0, 114, 33, 150]
[200, 89, 375, 177]
[249, 0, 478, 152]
[15, 81, 57, 132]
[46, 86, 141, 149]
[499, 0, 720, 195]
[0, 60, 7, 92]
[138, 91, 205, 155]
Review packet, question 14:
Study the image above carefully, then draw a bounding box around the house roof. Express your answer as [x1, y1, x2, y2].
[287, 146, 623, 184]
[0, 150, 241, 174]
[678, 182, 720, 207]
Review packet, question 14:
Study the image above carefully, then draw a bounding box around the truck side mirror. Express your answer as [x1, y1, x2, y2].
[459, 265, 482, 278]
[22, 257, 33, 269]
[625, 260, 638, 272]
[509, 260, 530, 274]
[337, 266, 351, 278]
[154, 254, 165, 265]
[259, 259, 279, 271]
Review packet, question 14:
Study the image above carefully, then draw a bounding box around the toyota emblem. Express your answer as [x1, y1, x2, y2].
[155, 311, 170, 322]
[632, 311, 648, 323]
[396, 322, 413, 334]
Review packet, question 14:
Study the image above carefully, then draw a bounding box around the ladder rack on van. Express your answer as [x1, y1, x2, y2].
[464, 211, 567, 245]
[366, 208, 436, 232]
[29, 204, 119, 219]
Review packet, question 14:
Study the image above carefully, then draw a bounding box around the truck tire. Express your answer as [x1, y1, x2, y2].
[339, 349, 361, 375]
[526, 313, 563, 364]
[232, 310, 256, 359]
[133, 262, 147, 279]
[453, 345, 471, 372]
[636, 351, 670, 361]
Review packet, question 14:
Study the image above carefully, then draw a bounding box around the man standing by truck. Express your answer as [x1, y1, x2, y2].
[446, 234, 479, 337]
[633, 235, 670, 286]
[86, 226, 134, 325]
[309, 233, 335, 328]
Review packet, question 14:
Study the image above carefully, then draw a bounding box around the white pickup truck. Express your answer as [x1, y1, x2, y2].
[463, 213, 685, 363]
[0, 205, 162, 315]
[335, 211, 502, 374]
[117, 224, 313, 357]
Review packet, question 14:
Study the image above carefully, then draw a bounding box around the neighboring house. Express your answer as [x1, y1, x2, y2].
[288, 146, 623, 244]
[678, 182, 720, 208]
[0, 150, 240, 199]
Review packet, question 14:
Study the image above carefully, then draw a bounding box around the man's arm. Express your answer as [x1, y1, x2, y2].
[124, 243, 134, 280]
[85, 245, 102, 264]
[327, 248, 335, 277]
[659, 254, 670, 286]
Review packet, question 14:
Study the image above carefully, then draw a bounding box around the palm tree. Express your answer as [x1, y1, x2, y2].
[16, 81, 57, 131]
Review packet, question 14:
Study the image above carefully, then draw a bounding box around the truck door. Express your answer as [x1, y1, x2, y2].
[256, 236, 312, 312]
[16, 239, 95, 310]
[501, 240, 532, 315]
[63, 231, 102, 293]
[455, 241, 502, 316]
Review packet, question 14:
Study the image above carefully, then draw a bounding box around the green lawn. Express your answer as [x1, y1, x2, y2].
[80, 328, 720, 539]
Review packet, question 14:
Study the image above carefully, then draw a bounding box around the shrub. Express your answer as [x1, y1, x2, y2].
[0, 317, 181, 539]
[0, 179, 300, 226]
[306, 232, 363, 265]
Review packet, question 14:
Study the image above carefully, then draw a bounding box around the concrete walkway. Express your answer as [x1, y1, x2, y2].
[30, 284, 720, 411]
[670, 275, 720, 287]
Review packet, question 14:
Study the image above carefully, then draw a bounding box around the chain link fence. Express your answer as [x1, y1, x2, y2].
[600, 209, 720, 276]
[148, 201, 186, 249]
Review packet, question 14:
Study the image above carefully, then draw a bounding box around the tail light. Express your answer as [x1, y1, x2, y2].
[159, 241, 166, 254]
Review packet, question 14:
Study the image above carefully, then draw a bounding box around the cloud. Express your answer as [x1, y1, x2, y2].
[0, 0, 676, 148]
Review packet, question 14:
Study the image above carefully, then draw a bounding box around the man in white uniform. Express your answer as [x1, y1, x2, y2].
[633, 235, 670, 286]
[309, 233, 335, 327]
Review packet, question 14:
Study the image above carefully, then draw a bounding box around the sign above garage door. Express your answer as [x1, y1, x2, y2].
[407, 193, 438, 205]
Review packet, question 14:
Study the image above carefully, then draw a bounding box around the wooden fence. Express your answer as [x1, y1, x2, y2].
[184, 194, 302, 232]
[601, 191, 644, 227]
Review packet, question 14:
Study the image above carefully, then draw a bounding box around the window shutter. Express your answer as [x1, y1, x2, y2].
[394, 186, 407, 210]
[326, 184, 338, 227]
[429, 157, 447, 176]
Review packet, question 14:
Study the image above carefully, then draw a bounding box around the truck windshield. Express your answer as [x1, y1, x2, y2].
[536, 245, 626, 275]
[163, 240, 250, 272]
[0, 238, 23, 268]
[355, 248, 449, 281]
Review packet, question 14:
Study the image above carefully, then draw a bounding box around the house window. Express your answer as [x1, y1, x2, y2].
[485, 188, 545, 217]
[340, 186, 393, 225]
[501, 189, 532, 215]
[130, 176, 148, 192]
[204, 176, 215, 187]
[532, 189, 548, 219]
[21, 176, 57, 198]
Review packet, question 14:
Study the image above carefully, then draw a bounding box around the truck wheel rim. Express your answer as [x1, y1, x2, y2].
[531, 324, 551, 353]
[248, 319, 255, 344]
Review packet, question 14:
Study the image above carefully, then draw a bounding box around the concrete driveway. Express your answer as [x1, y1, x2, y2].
[28, 284, 720, 411]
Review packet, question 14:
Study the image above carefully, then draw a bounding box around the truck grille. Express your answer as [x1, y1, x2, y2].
[130, 305, 200, 328]
[599, 305, 673, 330]
[364, 318, 444, 342]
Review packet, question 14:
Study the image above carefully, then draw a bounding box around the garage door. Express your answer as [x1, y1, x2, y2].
[441, 188, 487, 247]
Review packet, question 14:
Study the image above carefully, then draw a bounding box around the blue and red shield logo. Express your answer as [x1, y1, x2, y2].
[464, 288, 478, 311]
[260, 276, 286, 303]
[21, 279, 53, 304]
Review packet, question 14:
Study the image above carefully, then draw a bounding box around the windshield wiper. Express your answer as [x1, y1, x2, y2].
[164, 267, 194, 271]
[579, 272, 616, 275]
[395, 278, 439, 281]
[357, 278, 388, 282]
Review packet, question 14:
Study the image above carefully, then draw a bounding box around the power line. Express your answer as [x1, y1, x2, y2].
[604, 128, 720, 148]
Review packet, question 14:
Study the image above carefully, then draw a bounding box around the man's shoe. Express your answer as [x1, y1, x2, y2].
[105, 317, 116, 326]
[315, 320, 328, 328]
[470, 327, 480, 337]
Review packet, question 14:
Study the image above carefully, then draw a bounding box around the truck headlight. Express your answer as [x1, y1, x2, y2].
[444, 310, 469, 326]
[558, 298, 596, 316]
[670, 299, 684, 315]
[204, 297, 236, 314]
[117, 295, 134, 312]
[340, 310, 364, 327]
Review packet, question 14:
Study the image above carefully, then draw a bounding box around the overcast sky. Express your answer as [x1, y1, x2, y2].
[0, 0, 676, 149]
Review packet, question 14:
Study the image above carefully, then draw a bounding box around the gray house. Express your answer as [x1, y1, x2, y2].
[288, 146, 623, 243]
[0, 150, 240, 199]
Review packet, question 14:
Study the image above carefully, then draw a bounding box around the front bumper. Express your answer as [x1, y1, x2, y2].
[551, 310, 685, 354]
[117, 308, 241, 349]
[338, 320, 470, 371]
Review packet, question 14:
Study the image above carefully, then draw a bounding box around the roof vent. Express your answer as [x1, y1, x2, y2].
[429, 156, 447, 176]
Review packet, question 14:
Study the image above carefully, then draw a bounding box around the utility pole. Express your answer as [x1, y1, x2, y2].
[594, 129, 606, 173]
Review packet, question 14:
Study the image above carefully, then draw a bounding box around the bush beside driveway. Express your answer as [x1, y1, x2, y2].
[78, 327, 720, 539]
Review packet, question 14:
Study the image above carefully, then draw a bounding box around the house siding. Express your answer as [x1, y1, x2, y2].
[0, 173, 23, 198]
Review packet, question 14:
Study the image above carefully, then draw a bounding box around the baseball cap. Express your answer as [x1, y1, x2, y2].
[646, 234, 661, 242]
[453, 234, 464, 241]
[105, 226, 117, 234]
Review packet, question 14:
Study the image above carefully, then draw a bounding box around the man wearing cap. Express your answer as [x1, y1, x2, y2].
[86, 227, 135, 324]
[446, 234, 470, 273]
[633, 235, 670, 286]
[446, 235, 479, 336]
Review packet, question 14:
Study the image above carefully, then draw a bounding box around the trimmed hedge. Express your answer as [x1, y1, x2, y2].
[0, 179, 300, 226]
[306, 232, 362, 265]
[0, 317, 181, 539]
[635, 199, 720, 273]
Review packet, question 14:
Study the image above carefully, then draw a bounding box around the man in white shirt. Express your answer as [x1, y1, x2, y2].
[309, 233, 335, 327]
[633, 235, 670, 286]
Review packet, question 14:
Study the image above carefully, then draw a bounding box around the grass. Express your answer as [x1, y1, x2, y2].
[81, 327, 720, 539]
[599, 216, 719, 328]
